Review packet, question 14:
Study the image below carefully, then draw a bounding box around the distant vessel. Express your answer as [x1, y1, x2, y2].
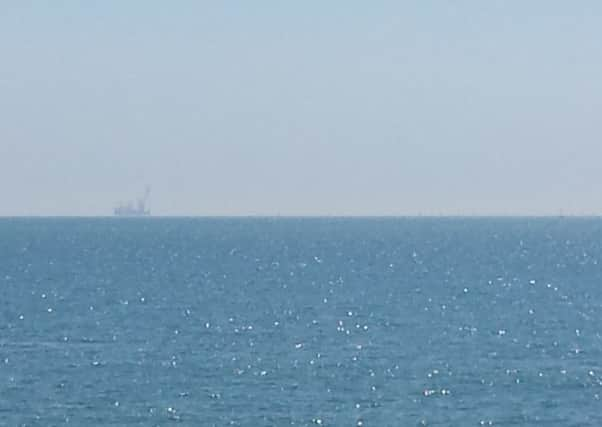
[114, 186, 151, 216]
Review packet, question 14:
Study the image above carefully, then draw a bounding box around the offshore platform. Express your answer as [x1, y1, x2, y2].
[114, 186, 151, 216]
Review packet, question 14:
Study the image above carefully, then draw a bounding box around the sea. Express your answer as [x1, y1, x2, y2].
[2, 217, 602, 426]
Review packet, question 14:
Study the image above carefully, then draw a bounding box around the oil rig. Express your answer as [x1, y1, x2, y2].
[114, 186, 151, 216]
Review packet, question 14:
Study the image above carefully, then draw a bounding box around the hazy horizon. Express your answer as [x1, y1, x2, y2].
[2, 2, 602, 216]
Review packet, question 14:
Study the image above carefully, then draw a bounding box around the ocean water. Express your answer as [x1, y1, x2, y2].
[2, 217, 602, 426]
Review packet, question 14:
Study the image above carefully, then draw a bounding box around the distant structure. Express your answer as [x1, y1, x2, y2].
[114, 186, 151, 216]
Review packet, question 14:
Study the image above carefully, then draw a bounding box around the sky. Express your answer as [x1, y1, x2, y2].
[1, 1, 601, 216]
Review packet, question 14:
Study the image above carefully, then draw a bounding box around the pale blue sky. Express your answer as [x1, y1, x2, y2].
[1, 1, 601, 215]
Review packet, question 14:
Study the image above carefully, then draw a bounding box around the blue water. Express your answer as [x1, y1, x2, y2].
[2, 217, 602, 426]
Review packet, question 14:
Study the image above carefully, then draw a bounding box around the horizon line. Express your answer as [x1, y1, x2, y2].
[0, 214, 600, 219]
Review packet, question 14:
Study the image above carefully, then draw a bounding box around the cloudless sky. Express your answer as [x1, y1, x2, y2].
[1, 1, 601, 216]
